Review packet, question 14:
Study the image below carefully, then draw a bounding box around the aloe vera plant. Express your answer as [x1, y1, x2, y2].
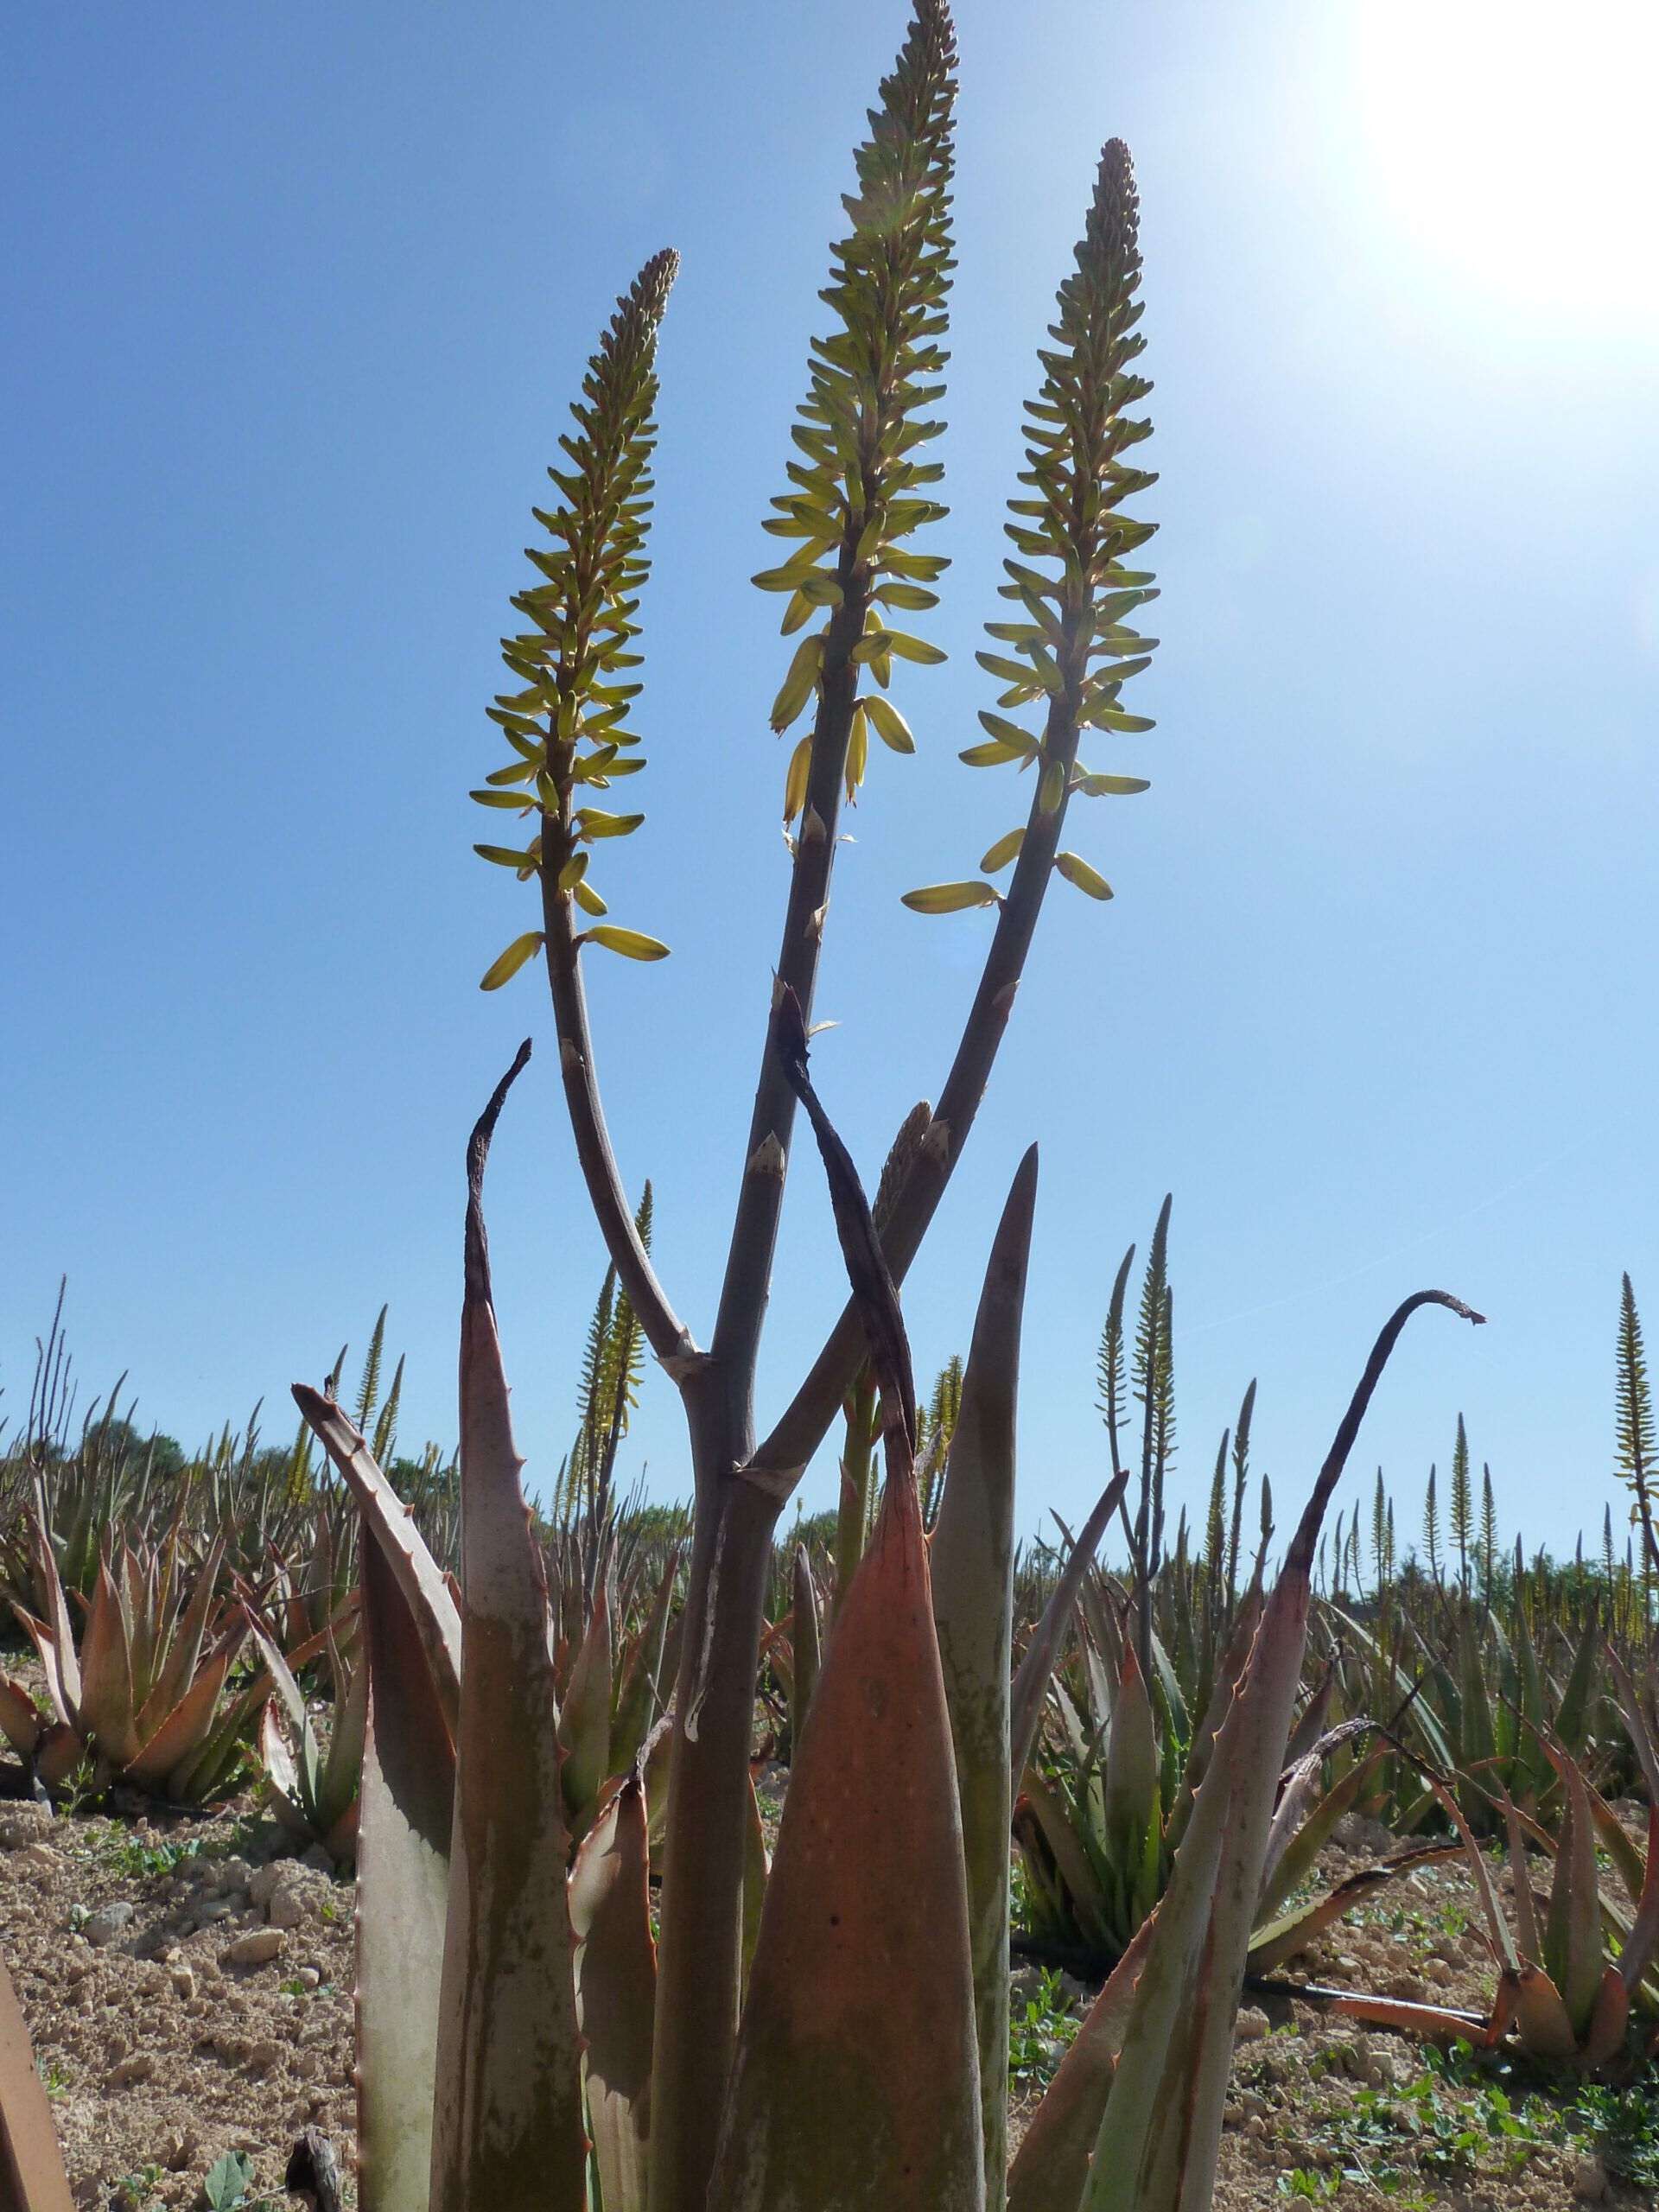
[450, 13, 1172, 2200]
[248, 1611, 365, 1861]
[0, 11, 1498, 2209]
[5, 1514, 250, 1802]
[1288, 1746, 1659, 2070]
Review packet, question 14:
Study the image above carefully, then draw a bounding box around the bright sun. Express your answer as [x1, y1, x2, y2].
[1357, 0, 1659, 317]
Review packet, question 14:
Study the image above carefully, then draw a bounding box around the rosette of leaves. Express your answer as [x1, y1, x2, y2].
[247, 1609, 365, 1864]
[759, 0, 957, 827]
[7, 1517, 251, 1802]
[474, 249, 679, 989]
[905, 137, 1158, 918]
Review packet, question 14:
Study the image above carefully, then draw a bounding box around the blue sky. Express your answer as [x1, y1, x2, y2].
[4, 2, 1655, 1562]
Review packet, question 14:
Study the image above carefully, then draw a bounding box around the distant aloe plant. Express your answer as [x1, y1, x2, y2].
[1618, 1274, 1657, 1580]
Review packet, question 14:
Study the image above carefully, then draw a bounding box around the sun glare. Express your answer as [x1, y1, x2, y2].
[1357, 0, 1659, 318]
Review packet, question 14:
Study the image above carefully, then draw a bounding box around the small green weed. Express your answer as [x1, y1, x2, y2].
[1276, 2170, 1338, 2202]
[201, 2149, 282, 2211]
[1008, 1967, 1079, 2088]
[1571, 2063, 1659, 2187]
[112, 2164, 165, 2210]
[96, 1833, 205, 1881]
[35, 2055, 69, 2098]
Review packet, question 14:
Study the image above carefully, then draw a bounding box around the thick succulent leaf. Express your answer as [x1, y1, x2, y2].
[429, 1048, 587, 2212]
[1166, 1585, 1263, 1853]
[121, 1617, 245, 1792]
[245, 1611, 311, 1741]
[1497, 1785, 1544, 1963]
[258, 1700, 310, 1835]
[1429, 1775, 1522, 1976]
[27, 1510, 79, 1724]
[1281, 1669, 1338, 1771]
[705, 1447, 983, 2212]
[1006, 1920, 1155, 2212]
[33, 1726, 82, 1796]
[0, 1944, 74, 2212]
[134, 1535, 226, 1743]
[1103, 1643, 1160, 1880]
[1256, 1738, 1385, 1920]
[0, 1678, 41, 1763]
[708, 989, 984, 2212]
[610, 1548, 679, 1776]
[1278, 1981, 1498, 2045]
[930, 1147, 1036, 2212]
[78, 1560, 140, 1770]
[1078, 1292, 1481, 2212]
[292, 1385, 462, 1743]
[1541, 1738, 1605, 2038]
[740, 1770, 769, 2005]
[559, 1575, 614, 1832]
[354, 1519, 456, 2212]
[1579, 1966, 1629, 2070]
[1618, 1804, 1659, 1994]
[1506, 1964, 1580, 2059]
[1554, 1616, 1601, 1751]
[789, 1546, 821, 1752]
[1009, 1471, 1128, 1789]
[569, 1776, 657, 2212]
[1017, 1768, 1111, 1948]
[1607, 1642, 1659, 1807]
[1248, 1841, 1460, 1974]
[319, 1650, 369, 1831]
[160, 1678, 261, 1808]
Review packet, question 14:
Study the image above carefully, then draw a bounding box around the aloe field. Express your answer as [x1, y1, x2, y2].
[3, 3, 1656, 2209]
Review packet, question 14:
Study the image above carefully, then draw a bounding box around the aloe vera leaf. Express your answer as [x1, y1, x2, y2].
[1079, 1290, 1482, 2212]
[27, 1510, 79, 1724]
[570, 1774, 657, 2212]
[0, 1678, 41, 1763]
[1103, 1641, 1160, 1882]
[1255, 1745, 1388, 1924]
[1541, 1738, 1605, 2039]
[427, 1043, 587, 2212]
[72, 1559, 137, 1768]
[122, 1617, 245, 1792]
[740, 1770, 768, 2005]
[1617, 1804, 1659, 1994]
[560, 1573, 615, 1833]
[257, 1700, 309, 1835]
[318, 1651, 369, 1832]
[788, 1545, 821, 1751]
[354, 1527, 455, 2212]
[1274, 1981, 1498, 2044]
[1606, 1641, 1659, 1805]
[931, 1147, 1037, 2210]
[1247, 1840, 1460, 1974]
[707, 1437, 983, 2211]
[1554, 1612, 1601, 1750]
[1009, 1469, 1128, 1791]
[1508, 1963, 1581, 2058]
[136, 1533, 226, 1741]
[1584, 1783, 1645, 1906]
[1006, 1918, 1155, 2212]
[707, 990, 983, 2212]
[610, 1546, 679, 1776]
[0, 1945, 74, 2212]
[292, 1385, 461, 1742]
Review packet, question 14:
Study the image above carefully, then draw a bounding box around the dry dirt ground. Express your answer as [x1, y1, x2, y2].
[3, 1791, 1656, 2210]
